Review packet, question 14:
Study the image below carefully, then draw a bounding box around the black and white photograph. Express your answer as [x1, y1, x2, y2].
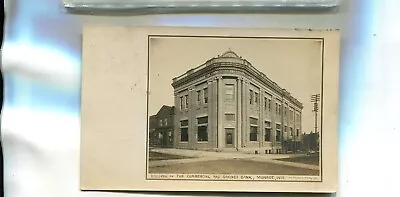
[147, 36, 324, 181]
[81, 26, 339, 192]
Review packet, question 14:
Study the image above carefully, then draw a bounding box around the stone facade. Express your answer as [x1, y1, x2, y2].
[171, 50, 303, 153]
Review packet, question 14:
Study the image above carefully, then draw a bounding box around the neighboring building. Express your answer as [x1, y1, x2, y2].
[302, 132, 319, 152]
[171, 50, 303, 153]
[149, 105, 175, 148]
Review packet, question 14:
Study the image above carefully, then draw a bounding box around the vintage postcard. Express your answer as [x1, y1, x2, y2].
[80, 26, 339, 193]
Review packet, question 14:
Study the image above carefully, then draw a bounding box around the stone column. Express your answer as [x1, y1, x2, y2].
[188, 86, 196, 147]
[271, 96, 277, 153]
[206, 80, 213, 148]
[173, 94, 179, 148]
[217, 76, 224, 149]
[242, 80, 248, 147]
[259, 89, 265, 147]
[237, 78, 242, 149]
[212, 79, 218, 148]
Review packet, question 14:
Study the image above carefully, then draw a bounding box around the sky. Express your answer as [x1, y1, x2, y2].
[148, 36, 322, 134]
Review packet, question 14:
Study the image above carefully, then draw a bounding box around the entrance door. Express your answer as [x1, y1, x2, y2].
[225, 128, 235, 148]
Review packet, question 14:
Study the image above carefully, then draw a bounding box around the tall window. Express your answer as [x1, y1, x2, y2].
[268, 99, 271, 111]
[293, 111, 296, 122]
[290, 127, 293, 136]
[276, 124, 281, 142]
[296, 129, 300, 136]
[264, 97, 268, 109]
[180, 120, 189, 142]
[250, 117, 258, 141]
[265, 121, 271, 141]
[225, 84, 234, 101]
[180, 96, 184, 110]
[254, 92, 259, 105]
[250, 126, 258, 141]
[164, 118, 168, 126]
[249, 90, 253, 104]
[168, 131, 173, 143]
[284, 106, 287, 116]
[284, 126, 288, 137]
[159, 119, 163, 127]
[204, 88, 208, 104]
[197, 90, 201, 105]
[185, 95, 189, 109]
[197, 116, 208, 142]
[278, 104, 281, 115]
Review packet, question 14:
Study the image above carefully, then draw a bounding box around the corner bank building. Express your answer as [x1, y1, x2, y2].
[171, 50, 303, 153]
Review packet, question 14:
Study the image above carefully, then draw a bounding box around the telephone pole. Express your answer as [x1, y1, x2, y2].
[311, 94, 320, 134]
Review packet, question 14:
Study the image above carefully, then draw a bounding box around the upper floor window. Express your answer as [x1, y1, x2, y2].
[265, 121, 271, 128]
[204, 88, 208, 104]
[277, 104, 281, 115]
[197, 116, 208, 125]
[164, 118, 168, 126]
[264, 97, 268, 109]
[249, 90, 253, 104]
[268, 99, 271, 111]
[159, 119, 163, 127]
[225, 84, 234, 102]
[180, 119, 189, 127]
[293, 111, 296, 122]
[180, 96, 184, 110]
[185, 95, 189, 109]
[250, 117, 258, 125]
[254, 92, 259, 105]
[197, 90, 201, 105]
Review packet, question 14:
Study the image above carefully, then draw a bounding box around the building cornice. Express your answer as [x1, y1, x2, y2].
[171, 55, 303, 109]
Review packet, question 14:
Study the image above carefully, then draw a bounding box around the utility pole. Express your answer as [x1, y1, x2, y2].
[311, 94, 320, 152]
[311, 94, 320, 134]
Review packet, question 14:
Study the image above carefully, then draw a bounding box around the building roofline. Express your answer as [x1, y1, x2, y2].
[171, 50, 303, 109]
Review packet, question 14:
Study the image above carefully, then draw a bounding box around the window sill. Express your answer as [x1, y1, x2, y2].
[197, 141, 209, 143]
[180, 141, 189, 143]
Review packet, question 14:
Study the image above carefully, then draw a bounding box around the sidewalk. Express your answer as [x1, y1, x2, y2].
[149, 148, 319, 170]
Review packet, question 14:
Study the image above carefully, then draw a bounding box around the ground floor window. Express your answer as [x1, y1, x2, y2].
[197, 116, 208, 142]
[265, 128, 271, 141]
[276, 130, 281, 142]
[265, 121, 271, 142]
[180, 120, 189, 142]
[250, 126, 258, 141]
[180, 128, 188, 142]
[197, 126, 208, 142]
[168, 131, 173, 144]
